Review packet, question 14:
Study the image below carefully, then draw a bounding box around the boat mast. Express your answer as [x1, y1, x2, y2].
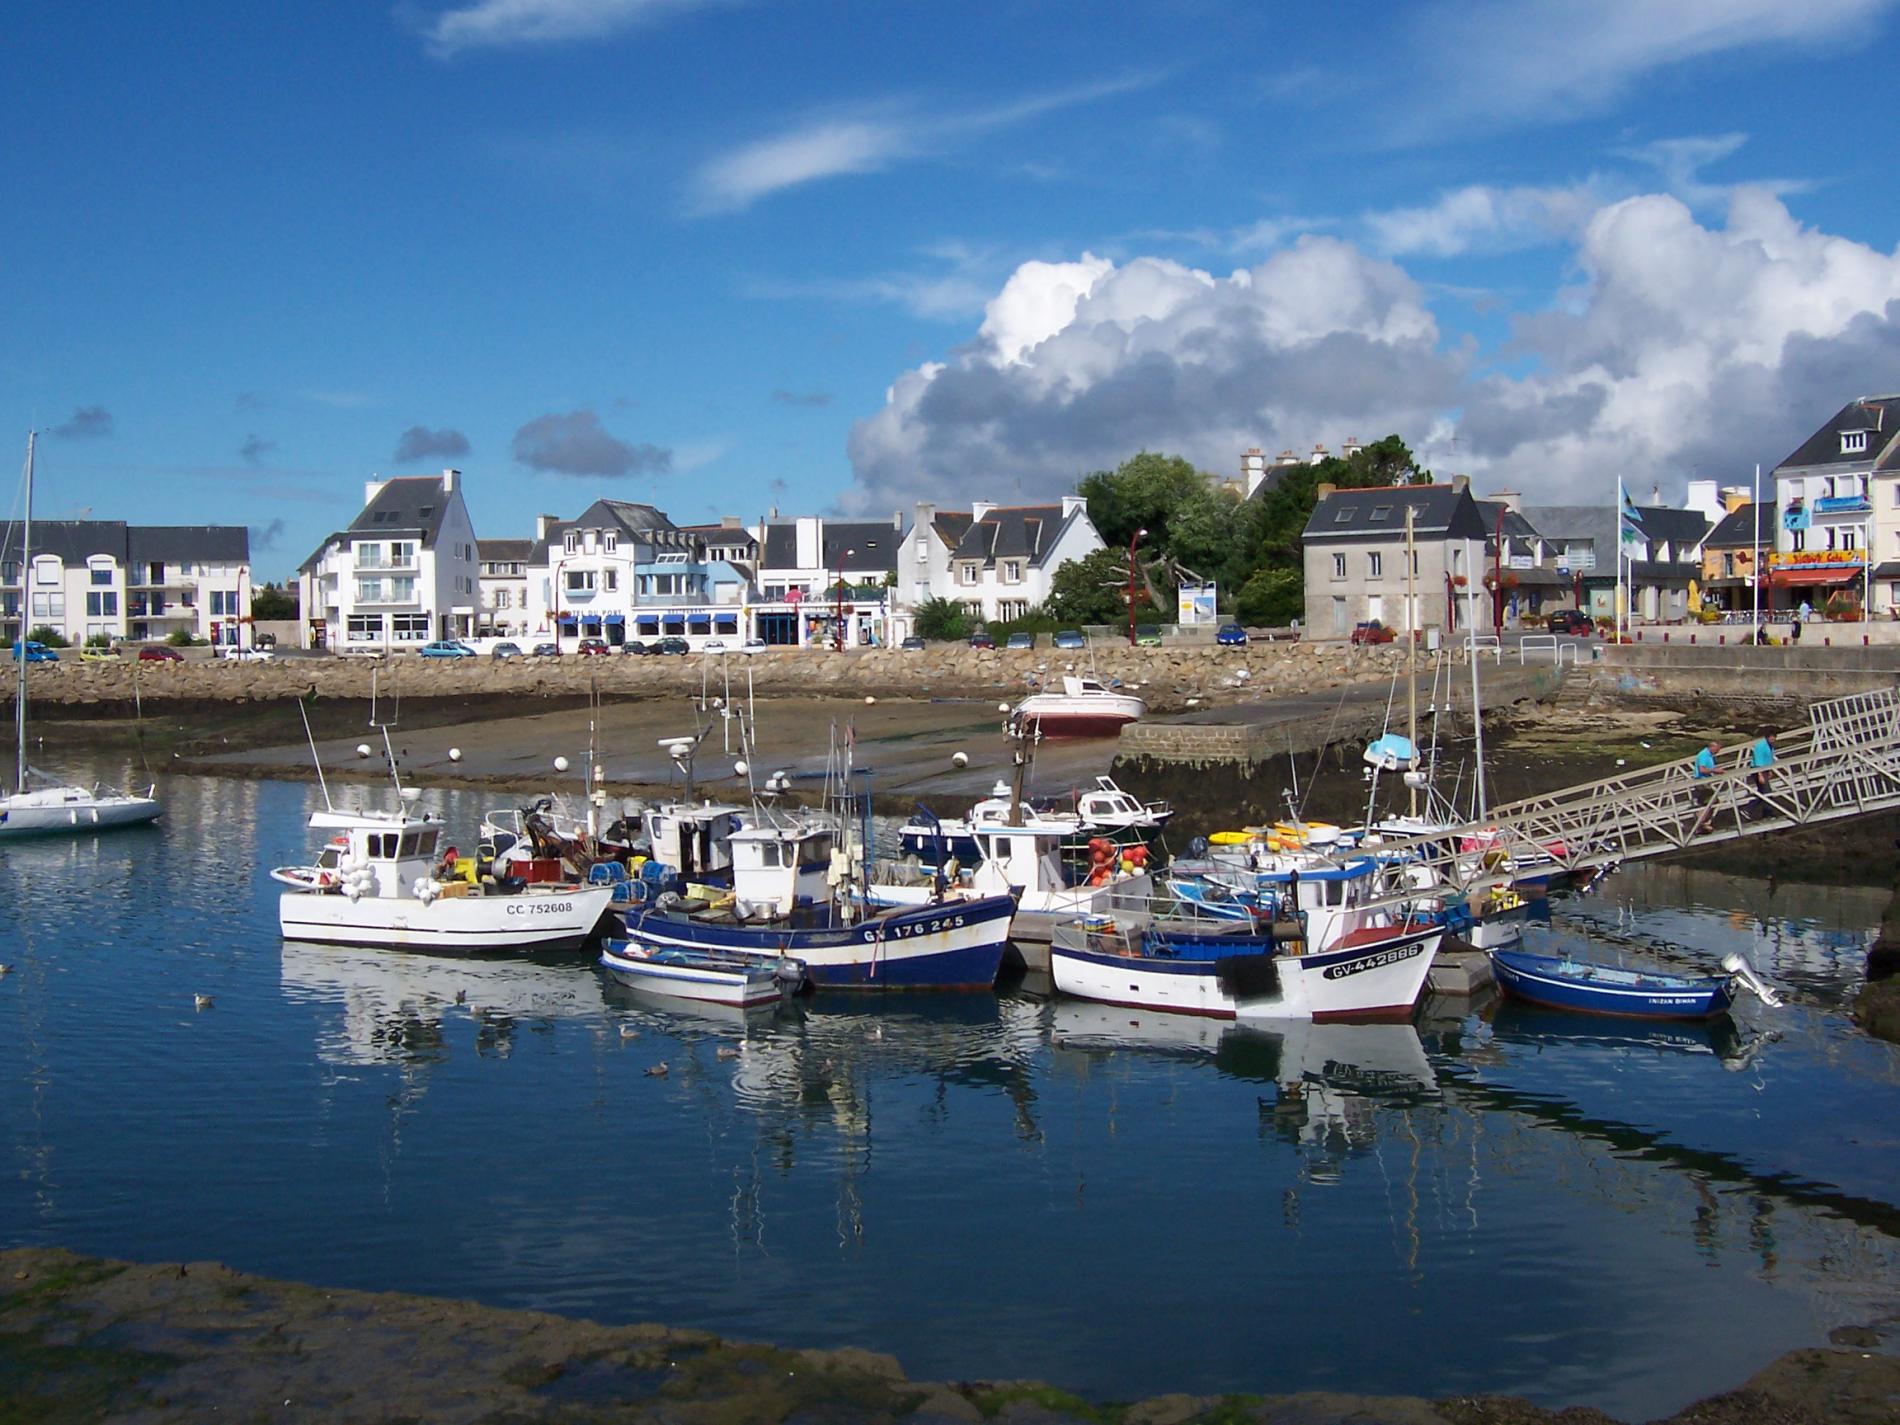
[16, 432, 34, 794]
[1406, 504, 1418, 819]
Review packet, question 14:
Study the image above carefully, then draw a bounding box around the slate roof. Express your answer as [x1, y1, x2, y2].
[347, 476, 458, 543]
[528, 498, 683, 565]
[759, 520, 905, 574]
[1, 520, 246, 565]
[1703, 503, 1774, 550]
[947, 504, 1080, 569]
[478, 539, 533, 563]
[1775, 397, 1900, 473]
[1630, 505, 1710, 553]
[927, 512, 975, 549]
[1302, 484, 1488, 543]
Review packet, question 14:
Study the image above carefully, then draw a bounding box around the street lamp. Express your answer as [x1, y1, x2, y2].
[834, 547, 855, 651]
[1126, 528, 1148, 646]
[552, 558, 569, 653]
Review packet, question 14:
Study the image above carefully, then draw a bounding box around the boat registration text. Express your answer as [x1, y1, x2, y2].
[507, 900, 575, 916]
[1322, 943, 1424, 980]
[866, 913, 966, 942]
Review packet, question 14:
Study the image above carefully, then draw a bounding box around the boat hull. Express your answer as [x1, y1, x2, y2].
[599, 942, 793, 1008]
[1013, 706, 1142, 736]
[1489, 948, 1735, 1020]
[279, 885, 615, 953]
[617, 894, 1016, 990]
[0, 790, 161, 838]
[1052, 921, 1440, 1023]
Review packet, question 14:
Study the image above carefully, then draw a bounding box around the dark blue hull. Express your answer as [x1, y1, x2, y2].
[618, 894, 1017, 990]
[1490, 949, 1735, 1020]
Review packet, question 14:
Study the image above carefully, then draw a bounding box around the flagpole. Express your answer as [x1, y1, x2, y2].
[1616, 476, 1626, 643]
[1751, 463, 1761, 634]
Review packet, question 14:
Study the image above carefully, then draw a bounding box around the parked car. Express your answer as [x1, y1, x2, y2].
[531, 642, 560, 657]
[80, 644, 121, 661]
[1546, 608, 1595, 637]
[1215, 622, 1249, 647]
[1134, 624, 1163, 647]
[969, 630, 996, 650]
[702, 639, 728, 653]
[1349, 620, 1396, 646]
[11, 640, 58, 663]
[491, 641, 524, 660]
[1052, 629, 1086, 650]
[576, 637, 610, 656]
[620, 640, 648, 656]
[137, 646, 184, 663]
[653, 637, 691, 656]
[230, 645, 275, 662]
[420, 640, 478, 659]
[741, 637, 769, 653]
[1005, 632, 1034, 650]
[899, 636, 926, 651]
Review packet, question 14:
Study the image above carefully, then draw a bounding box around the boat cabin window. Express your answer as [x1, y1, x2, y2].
[1323, 879, 1346, 907]
[415, 829, 438, 859]
[366, 833, 398, 859]
[797, 834, 833, 867]
[754, 841, 784, 868]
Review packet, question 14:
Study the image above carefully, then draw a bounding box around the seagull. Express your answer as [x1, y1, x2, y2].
[645, 1062, 669, 1077]
[619, 1025, 640, 1040]
[715, 1045, 741, 1060]
[0, 964, 11, 978]
[193, 994, 214, 1011]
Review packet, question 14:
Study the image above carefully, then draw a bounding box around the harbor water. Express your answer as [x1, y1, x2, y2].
[3, 766, 1899, 1419]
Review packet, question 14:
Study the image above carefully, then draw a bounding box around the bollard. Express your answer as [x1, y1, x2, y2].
[1689, 633, 1696, 644]
[1662, 632, 1669, 643]
[1719, 634, 1726, 645]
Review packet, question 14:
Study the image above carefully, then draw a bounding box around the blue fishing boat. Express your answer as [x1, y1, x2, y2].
[1489, 948, 1781, 1020]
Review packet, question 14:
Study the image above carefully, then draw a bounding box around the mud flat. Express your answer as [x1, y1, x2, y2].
[6, 1247, 1898, 1424]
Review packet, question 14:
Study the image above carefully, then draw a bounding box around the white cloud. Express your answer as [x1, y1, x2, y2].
[1363, 182, 1606, 258]
[1411, 0, 1893, 127]
[686, 75, 1158, 214]
[843, 192, 1900, 515]
[421, 0, 723, 56]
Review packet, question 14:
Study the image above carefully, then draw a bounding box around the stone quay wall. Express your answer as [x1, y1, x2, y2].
[1585, 644, 1900, 719]
[6, 640, 1454, 718]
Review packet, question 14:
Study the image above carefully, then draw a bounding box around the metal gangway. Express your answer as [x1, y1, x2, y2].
[1380, 687, 1900, 893]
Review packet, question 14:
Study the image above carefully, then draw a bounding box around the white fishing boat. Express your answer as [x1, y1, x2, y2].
[277, 805, 614, 952]
[1, 433, 161, 839]
[1013, 675, 1144, 736]
[897, 774, 1169, 865]
[599, 939, 804, 1008]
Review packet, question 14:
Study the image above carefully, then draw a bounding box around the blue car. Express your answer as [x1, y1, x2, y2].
[1216, 622, 1248, 647]
[1053, 629, 1086, 650]
[419, 639, 477, 659]
[11, 640, 58, 663]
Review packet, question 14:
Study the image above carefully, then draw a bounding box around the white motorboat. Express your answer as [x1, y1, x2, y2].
[599, 939, 803, 1008]
[277, 805, 614, 952]
[1013, 675, 1144, 736]
[898, 774, 1170, 866]
[1, 432, 160, 840]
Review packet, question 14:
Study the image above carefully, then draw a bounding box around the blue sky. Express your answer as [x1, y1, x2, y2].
[7, 0, 1900, 578]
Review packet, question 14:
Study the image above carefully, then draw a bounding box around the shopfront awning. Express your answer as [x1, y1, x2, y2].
[556, 614, 579, 627]
[602, 613, 625, 624]
[1768, 567, 1862, 588]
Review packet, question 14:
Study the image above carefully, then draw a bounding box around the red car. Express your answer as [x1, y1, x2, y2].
[576, 637, 610, 656]
[138, 646, 184, 662]
[1349, 620, 1396, 645]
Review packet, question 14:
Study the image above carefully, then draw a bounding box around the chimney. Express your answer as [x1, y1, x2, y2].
[364, 478, 386, 506]
[1650, 483, 1661, 504]
[893, 509, 903, 531]
[1310, 444, 1330, 465]
[1488, 489, 1522, 512]
[1241, 448, 1268, 498]
[1316, 482, 1337, 500]
[441, 468, 459, 493]
[1342, 435, 1363, 458]
[971, 500, 997, 521]
[795, 516, 821, 569]
[1278, 450, 1298, 463]
[1451, 474, 1470, 493]
[1061, 494, 1086, 519]
[720, 514, 741, 529]
[534, 512, 562, 541]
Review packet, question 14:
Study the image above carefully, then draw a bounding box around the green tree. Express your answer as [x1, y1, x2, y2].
[27, 625, 68, 648]
[912, 595, 969, 642]
[1233, 566, 1303, 626]
[1045, 547, 1139, 626]
[251, 584, 298, 620]
[1079, 451, 1210, 553]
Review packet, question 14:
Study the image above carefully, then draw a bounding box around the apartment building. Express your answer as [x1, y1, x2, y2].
[297, 470, 479, 650]
[0, 520, 251, 648]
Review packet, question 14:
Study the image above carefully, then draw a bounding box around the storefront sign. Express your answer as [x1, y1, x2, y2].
[1767, 550, 1864, 570]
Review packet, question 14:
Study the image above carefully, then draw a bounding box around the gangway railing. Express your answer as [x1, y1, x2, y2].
[1368, 687, 1900, 893]
[1517, 634, 1578, 667]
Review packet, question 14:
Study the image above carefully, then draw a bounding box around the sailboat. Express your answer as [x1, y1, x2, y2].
[1, 433, 161, 838]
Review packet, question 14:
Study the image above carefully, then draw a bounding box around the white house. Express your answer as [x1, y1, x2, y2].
[297, 469, 479, 651]
[0, 520, 251, 649]
[477, 537, 534, 639]
[751, 515, 905, 647]
[892, 498, 1103, 636]
[1771, 395, 1900, 615]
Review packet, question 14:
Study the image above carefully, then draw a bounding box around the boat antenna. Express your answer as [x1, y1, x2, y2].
[15, 432, 35, 795]
[368, 667, 404, 801]
[297, 693, 335, 811]
[1406, 503, 1419, 818]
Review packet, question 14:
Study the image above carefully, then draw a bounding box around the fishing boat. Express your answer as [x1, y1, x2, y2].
[896, 774, 1169, 866]
[1488, 947, 1781, 1020]
[277, 804, 616, 952]
[1, 433, 161, 839]
[1013, 675, 1144, 736]
[599, 939, 804, 1008]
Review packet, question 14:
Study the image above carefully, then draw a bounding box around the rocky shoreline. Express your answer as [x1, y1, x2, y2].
[5, 1247, 1897, 1424]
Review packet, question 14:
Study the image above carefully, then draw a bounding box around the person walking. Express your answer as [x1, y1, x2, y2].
[1789, 606, 1803, 644]
[1691, 739, 1723, 836]
[1748, 732, 1776, 812]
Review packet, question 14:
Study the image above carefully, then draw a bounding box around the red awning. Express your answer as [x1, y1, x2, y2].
[1768, 567, 1861, 587]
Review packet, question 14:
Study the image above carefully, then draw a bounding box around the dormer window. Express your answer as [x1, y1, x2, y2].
[1843, 430, 1869, 455]
[563, 532, 579, 556]
[1334, 508, 1355, 523]
[604, 531, 618, 554]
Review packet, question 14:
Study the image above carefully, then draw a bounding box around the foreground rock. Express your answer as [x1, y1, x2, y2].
[4, 1248, 1896, 1424]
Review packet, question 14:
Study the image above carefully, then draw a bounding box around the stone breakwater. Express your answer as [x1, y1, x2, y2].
[5, 1247, 1897, 1424]
[8, 642, 1448, 717]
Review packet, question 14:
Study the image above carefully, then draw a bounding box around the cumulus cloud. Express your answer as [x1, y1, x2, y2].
[1363, 182, 1606, 258]
[844, 191, 1900, 514]
[393, 425, 472, 462]
[421, 0, 724, 57]
[1410, 0, 1892, 129]
[50, 406, 113, 440]
[512, 409, 670, 477]
[239, 434, 276, 466]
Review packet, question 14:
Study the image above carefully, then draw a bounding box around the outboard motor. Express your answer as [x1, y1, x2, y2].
[1721, 953, 1784, 1007]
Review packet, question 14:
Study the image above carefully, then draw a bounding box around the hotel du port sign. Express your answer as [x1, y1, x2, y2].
[1767, 549, 1866, 570]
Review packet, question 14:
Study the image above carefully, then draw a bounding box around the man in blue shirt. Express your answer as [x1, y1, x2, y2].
[1691, 740, 1722, 834]
[1748, 733, 1775, 799]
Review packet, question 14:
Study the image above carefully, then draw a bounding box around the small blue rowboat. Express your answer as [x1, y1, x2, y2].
[1489, 948, 1780, 1020]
